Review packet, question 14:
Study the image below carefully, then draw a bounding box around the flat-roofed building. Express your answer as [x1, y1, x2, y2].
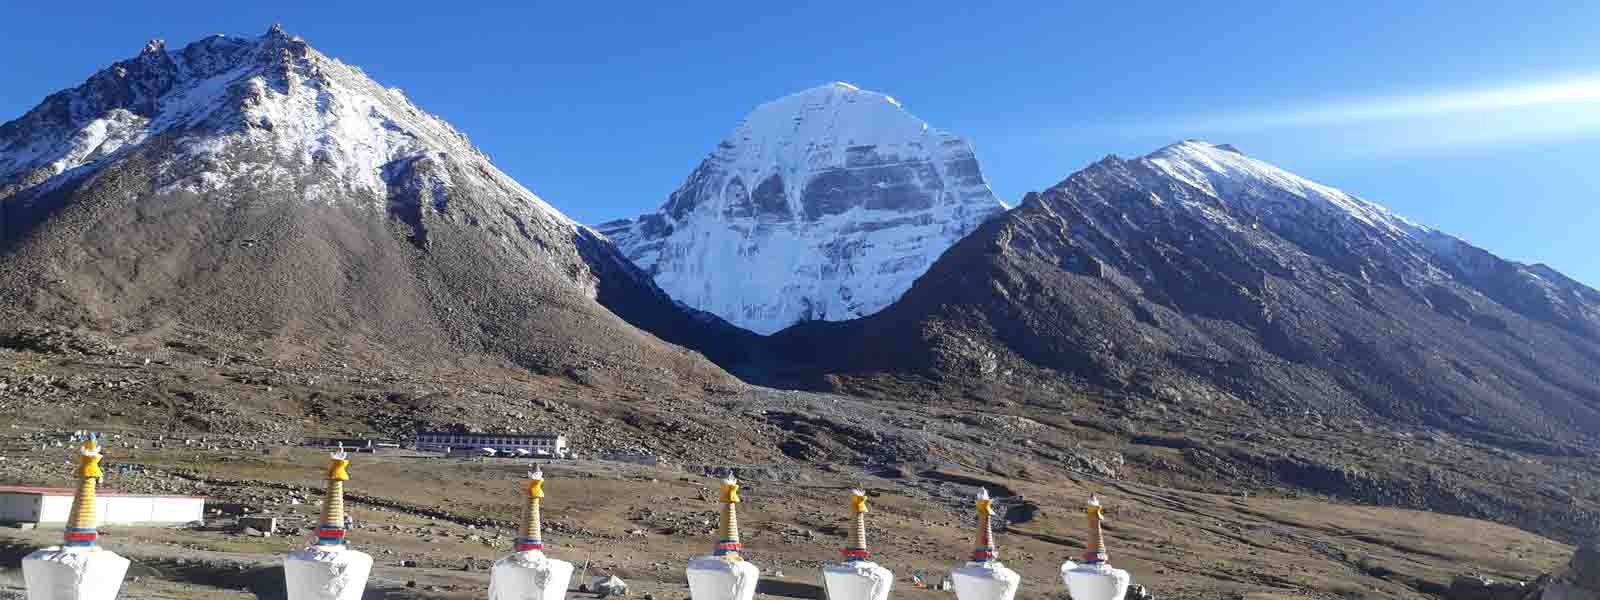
[413, 432, 569, 458]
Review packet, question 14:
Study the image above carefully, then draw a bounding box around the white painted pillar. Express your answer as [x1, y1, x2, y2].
[490, 467, 574, 600]
[285, 449, 372, 600]
[952, 489, 1021, 600]
[822, 489, 893, 600]
[1060, 495, 1130, 600]
[24, 437, 130, 600]
[686, 478, 759, 600]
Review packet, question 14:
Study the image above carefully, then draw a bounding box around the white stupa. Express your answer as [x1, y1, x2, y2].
[489, 467, 575, 600]
[952, 489, 1022, 600]
[1060, 494, 1130, 600]
[283, 448, 372, 600]
[23, 436, 131, 600]
[686, 477, 760, 600]
[822, 489, 893, 600]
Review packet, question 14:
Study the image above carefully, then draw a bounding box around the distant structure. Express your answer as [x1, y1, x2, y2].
[301, 437, 379, 452]
[685, 477, 759, 600]
[822, 489, 893, 600]
[414, 431, 569, 458]
[0, 485, 204, 526]
[283, 448, 372, 600]
[489, 467, 574, 599]
[951, 489, 1021, 600]
[22, 436, 131, 600]
[1061, 494, 1130, 600]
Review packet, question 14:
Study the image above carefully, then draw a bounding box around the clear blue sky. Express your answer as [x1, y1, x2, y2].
[3, 2, 1597, 287]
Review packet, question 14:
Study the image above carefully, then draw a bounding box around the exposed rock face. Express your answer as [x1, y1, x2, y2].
[1533, 545, 1600, 600]
[597, 82, 1006, 334]
[0, 27, 740, 382]
[1449, 573, 1527, 600]
[772, 141, 1600, 541]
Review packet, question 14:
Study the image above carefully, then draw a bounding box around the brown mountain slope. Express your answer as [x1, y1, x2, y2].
[769, 143, 1600, 543]
[0, 29, 740, 389]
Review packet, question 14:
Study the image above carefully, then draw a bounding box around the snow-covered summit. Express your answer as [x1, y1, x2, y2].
[0, 25, 569, 225]
[723, 81, 926, 173]
[1142, 141, 1429, 240]
[1060, 140, 1600, 338]
[598, 82, 1007, 334]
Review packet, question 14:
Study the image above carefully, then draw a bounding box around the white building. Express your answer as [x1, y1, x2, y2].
[0, 486, 205, 525]
[413, 432, 569, 458]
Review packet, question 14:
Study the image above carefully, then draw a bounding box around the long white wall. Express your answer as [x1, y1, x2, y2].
[0, 493, 204, 525]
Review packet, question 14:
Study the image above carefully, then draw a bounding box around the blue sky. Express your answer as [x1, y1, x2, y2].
[3, 2, 1597, 286]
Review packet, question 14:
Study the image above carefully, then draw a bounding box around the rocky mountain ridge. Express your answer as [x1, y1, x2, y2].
[0, 26, 740, 386]
[770, 141, 1600, 543]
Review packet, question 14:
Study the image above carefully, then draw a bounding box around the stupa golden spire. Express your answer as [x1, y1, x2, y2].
[515, 467, 546, 551]
[842, 489, 871, 561]
[972, 488, 997, 563]
[63, 436, 105, 548]
[1083, 494, 1108, 563]
[316, 447, 351, 546]
[713, 477, 743, 561]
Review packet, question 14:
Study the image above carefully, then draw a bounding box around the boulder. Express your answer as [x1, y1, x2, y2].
[592, 575, 627, 597]
[1572, 546, 1600, 591]
[1450, 573, 1526, 600]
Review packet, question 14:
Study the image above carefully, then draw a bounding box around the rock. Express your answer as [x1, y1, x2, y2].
[1450, 573, 1525, 600]
[400, 560, 418, 568]
[1129, 584, 1154, 600]
[592, 575, 627, 597]
[1005, 501, 1041, 525]
[1544, 581, 1600, 600]
[1573, 546, 1600, 591]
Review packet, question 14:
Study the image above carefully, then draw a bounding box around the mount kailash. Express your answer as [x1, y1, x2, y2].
[598, 82, 1006, 334]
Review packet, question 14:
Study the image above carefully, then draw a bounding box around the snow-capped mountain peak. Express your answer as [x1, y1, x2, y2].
[598, 82, 1007, 334]
[1142, 140, 1427, 239]
[0, 26, 570, 225]
[1057, 140, 1600, 339]
[1, 27, 747, 385]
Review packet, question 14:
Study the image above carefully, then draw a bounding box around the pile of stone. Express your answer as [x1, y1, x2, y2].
[1538, 544, 1600, 600]
[0, 326, 125, 356]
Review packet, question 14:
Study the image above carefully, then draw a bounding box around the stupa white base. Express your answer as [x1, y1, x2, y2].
[284, 545, 373, 600]
[489, 550, 574, 600]
[1062, 561, 1131, 600]
[22, 547, 130, 600]
[823, 561, 893, 600]
[686, 557, 759, 600]
[953, 561, 1021, 600]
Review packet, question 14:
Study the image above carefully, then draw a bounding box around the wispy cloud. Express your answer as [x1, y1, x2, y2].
[1127, 74, 1600, 155]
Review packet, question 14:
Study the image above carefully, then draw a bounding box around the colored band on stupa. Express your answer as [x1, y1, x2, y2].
[972, 489, 997, 562]
[842, 489, 870, 561]
[713, 478, 743, 560]
[1082, 494, 1108, 564]
[317, 448, 351, 546]
[515, 468, 546, 552]
[64, 436, 105, 548]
